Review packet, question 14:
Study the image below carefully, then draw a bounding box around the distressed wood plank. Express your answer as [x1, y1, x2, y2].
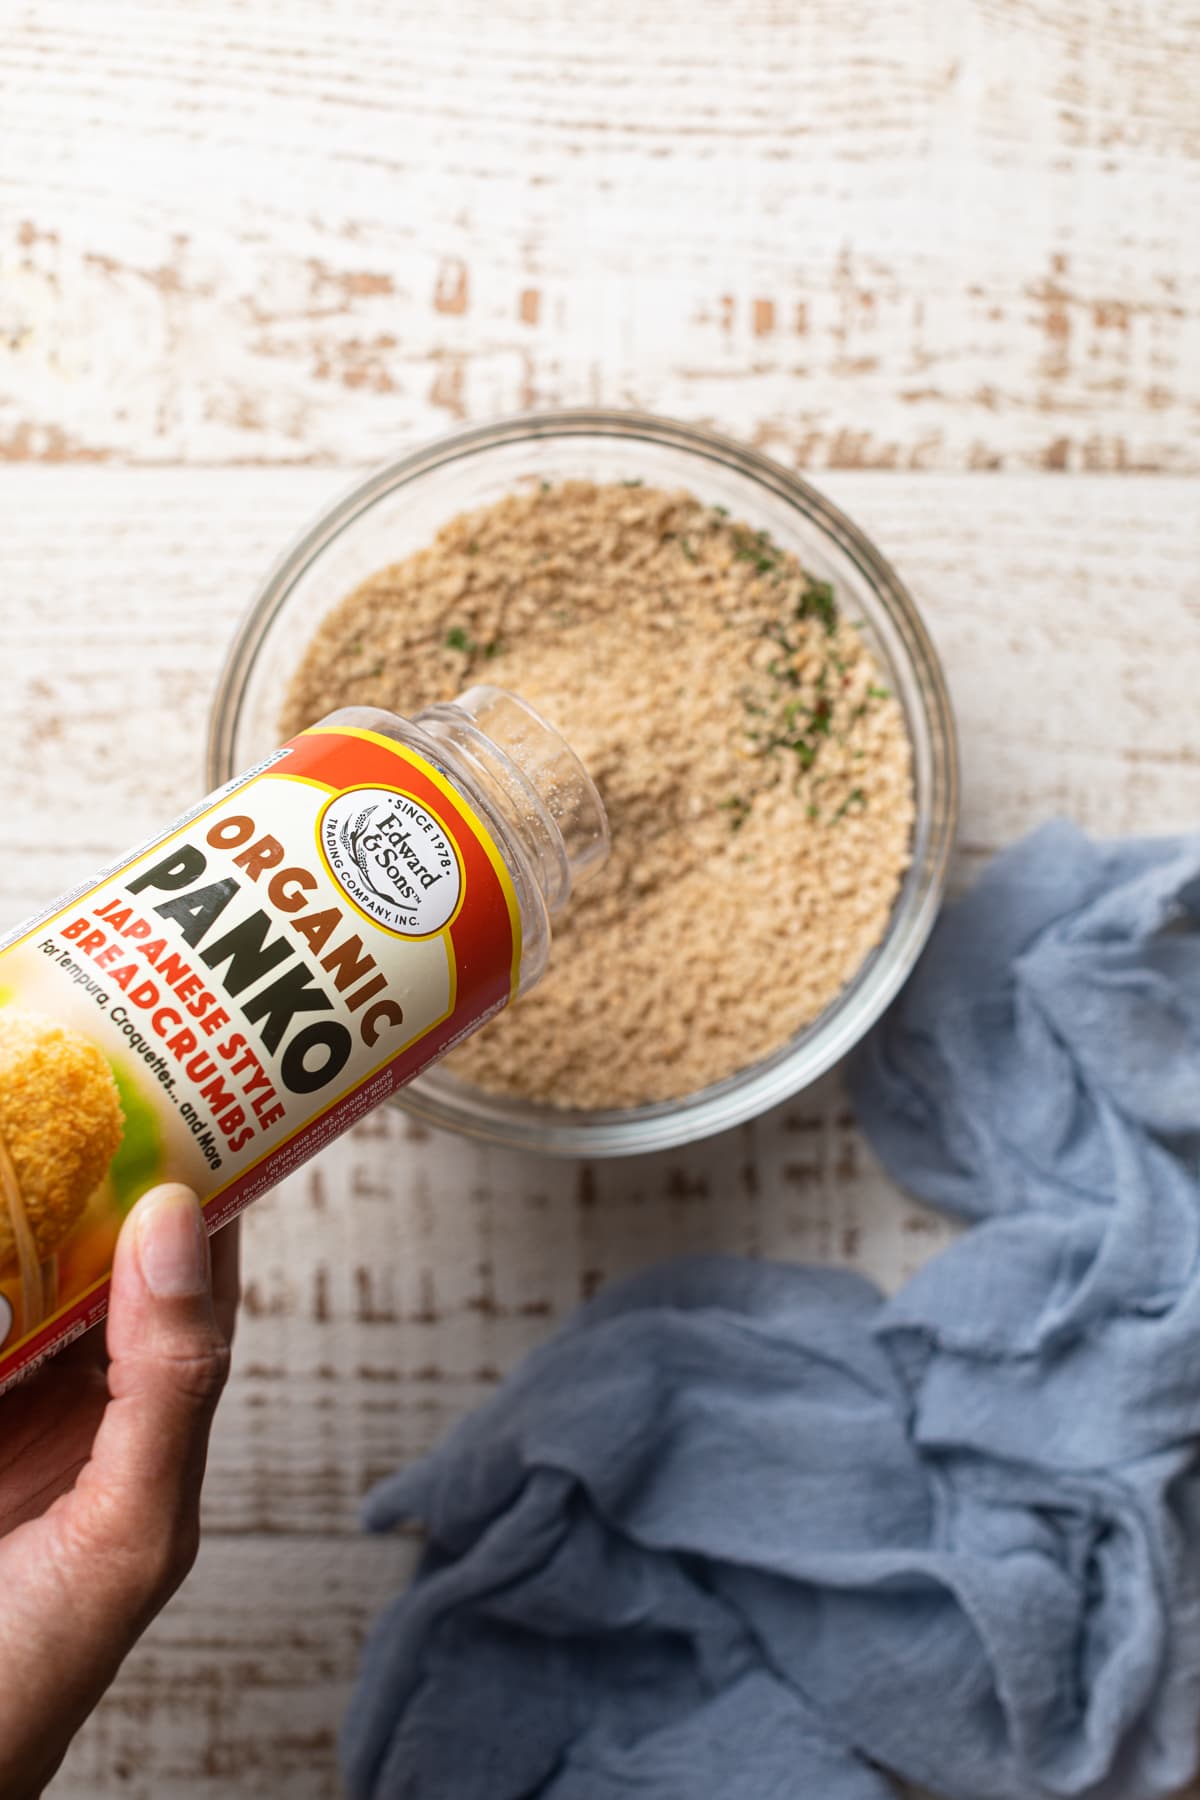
[199, 1083, 940, 1535]
[3, 0, 1199, 471]
[2, 465, 1197, 1548]
[50, 1536, 418, 1800]
[3, 0, 1197, 1787]
[1, 463, 1193, 1787]
[1, 467, 1195, 925]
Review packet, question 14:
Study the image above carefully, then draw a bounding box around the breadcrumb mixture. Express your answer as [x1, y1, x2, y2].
[282, 481, 914, 1109]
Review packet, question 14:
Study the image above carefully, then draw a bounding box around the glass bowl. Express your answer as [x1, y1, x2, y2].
[208, 411, 958, 1156]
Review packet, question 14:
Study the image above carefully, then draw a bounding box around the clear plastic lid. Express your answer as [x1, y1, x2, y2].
[415, 685, 609, 916]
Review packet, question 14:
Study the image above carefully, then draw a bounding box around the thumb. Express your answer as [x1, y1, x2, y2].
[65, 1184, 232, 1619]
[0, 1189, 232, 1800]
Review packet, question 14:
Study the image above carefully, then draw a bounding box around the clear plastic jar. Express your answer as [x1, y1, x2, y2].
[324, 685, 609, 993]
[0, 684, 606, 1386]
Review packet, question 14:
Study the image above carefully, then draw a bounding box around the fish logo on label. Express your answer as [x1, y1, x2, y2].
[319, 787, 464, 938]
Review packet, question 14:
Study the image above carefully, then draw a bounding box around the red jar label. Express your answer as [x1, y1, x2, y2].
[0, 725, 519, 1389]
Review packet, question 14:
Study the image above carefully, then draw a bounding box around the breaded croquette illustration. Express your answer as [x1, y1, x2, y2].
[0, 1008, 124, 1279]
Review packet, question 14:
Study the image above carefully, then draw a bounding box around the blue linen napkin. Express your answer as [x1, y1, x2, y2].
[343, 822, 1200, 1800]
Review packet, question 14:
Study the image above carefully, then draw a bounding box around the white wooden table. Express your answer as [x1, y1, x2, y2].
[2, 3, 1198, 1794]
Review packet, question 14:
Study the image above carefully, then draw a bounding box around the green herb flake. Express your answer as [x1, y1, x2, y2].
[799, 577, 838, 634]
[711, 503, 730, 518]
[720, 795, 752, 832]
[832, 786, 868, 824]
[467, 540, 480, 555]
[867, 683, 891, 700]
[539, 479, 553, 493]
[484, 638, 504, 660]
[680, 536, 698, 563]
[621, 477, 644, 488]
[445, 625, 475, 654]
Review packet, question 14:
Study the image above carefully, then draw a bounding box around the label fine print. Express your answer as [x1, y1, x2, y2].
[0, 727, 519, 1390]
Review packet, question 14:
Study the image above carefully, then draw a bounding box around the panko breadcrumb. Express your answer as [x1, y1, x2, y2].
[0, 1008, 124, 1269]
[282, 481, 914, 1108]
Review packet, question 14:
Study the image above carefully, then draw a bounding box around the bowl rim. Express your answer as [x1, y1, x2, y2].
[208, 407, 959, 1157]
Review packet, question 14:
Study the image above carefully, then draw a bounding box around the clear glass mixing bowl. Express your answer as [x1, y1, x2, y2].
[208, 411, 958, 1155]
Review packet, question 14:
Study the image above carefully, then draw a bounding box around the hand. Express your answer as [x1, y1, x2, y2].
[0, 1184, 238, 1800]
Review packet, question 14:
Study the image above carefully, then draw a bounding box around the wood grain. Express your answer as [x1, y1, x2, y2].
[2, 462, 1194, 1787]
[3, 466, 1196, 928]
[1, 0, 1198, 1788]
[3, 0, 1200, 472]
[47, 1537, 417, 1800]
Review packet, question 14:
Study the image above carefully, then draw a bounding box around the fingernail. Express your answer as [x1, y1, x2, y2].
[136, 1185, 210, 1298]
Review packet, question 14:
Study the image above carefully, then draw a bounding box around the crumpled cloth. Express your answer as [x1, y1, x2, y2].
[343, 822, 1200, 1800]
